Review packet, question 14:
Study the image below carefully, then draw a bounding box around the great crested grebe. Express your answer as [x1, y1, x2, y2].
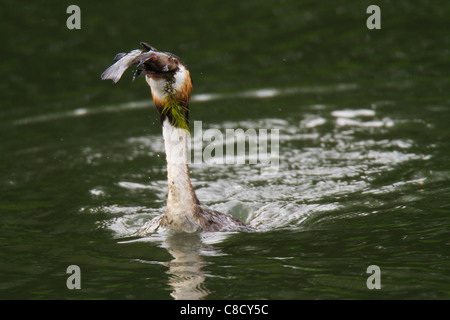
[101, 42, 250, 233]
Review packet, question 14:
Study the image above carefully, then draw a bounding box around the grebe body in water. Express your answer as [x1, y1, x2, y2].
[101, 43, 250, 233]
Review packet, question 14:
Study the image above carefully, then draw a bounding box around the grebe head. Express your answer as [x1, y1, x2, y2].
[101, 42, 193, 129]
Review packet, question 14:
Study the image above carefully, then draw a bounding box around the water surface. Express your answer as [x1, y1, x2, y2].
[1, 0, 449, 299]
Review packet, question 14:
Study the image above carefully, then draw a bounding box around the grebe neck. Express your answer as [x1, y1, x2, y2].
[162, 118, 200, 225]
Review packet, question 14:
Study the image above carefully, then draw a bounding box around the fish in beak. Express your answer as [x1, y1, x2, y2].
[101, 42, 180, 83]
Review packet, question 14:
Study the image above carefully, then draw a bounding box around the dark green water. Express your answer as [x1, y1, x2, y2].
[1, 0, 449, 299]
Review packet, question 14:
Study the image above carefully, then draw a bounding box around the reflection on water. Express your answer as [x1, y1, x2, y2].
[163, 233, 211, 300]
[121, 231, 233, 300]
